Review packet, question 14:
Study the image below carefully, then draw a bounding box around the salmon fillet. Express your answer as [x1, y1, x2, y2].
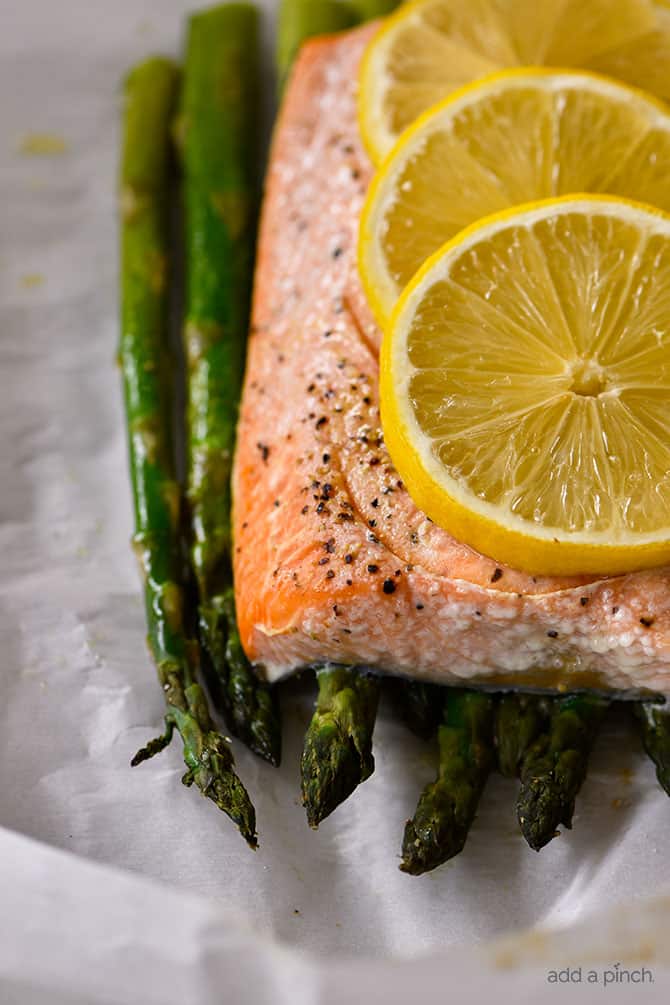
[233, 24, 670, 696]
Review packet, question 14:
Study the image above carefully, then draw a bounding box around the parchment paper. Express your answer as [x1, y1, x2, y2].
[1, 0, 669, 1000]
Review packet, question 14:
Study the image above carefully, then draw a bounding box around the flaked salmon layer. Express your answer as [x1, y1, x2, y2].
[233, 25, 670, 695]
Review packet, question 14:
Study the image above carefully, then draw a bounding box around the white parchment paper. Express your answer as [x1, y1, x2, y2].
[1, 0, 670, 1000]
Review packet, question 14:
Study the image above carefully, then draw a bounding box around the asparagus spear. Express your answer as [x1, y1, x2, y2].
[120, 58, 256, 847]
[495, 693, 551, 778]
[397, 679, 444, 740]
[633, 702, 670, 795]
[401, 690, 496, 875]
[222, 586, 282, 760]
[350, 1, 400, 17]
[179, 4, 281, 766]
[516, 694, 609, 851]
[277, 0, 358, 91]
[301, 667, 380, 827]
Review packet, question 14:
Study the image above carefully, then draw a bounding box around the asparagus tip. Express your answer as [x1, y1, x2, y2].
[517, 780, 564, 851]
[300, 669, 378, 826]
[190, 731, 259, 849]
[200, 601, 283, 768]
[131, 714, 258, 848]
[301, 723, 374, 827]
[633, 703, 670, 796]
[399, 787, 467, 875]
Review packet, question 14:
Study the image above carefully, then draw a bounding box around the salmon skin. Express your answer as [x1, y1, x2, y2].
[233, 25, 670, 697]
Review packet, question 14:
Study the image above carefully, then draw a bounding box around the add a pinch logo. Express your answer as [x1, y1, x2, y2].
[546, 963, 655, 986]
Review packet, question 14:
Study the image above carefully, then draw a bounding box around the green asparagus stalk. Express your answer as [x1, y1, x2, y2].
[397, 679, 444, 740]
[120, 58, 256, 847]
[179, 3, 281, 766]
[633, 702, 670, 795]
[301, 667, 380, 827]
[495, 694, 551, 778]
[517, 694, 609, 851]
[222, 586, 282, 759]
[277, 0, 358, 91]
[401, 690, 496, 875]
[350, 1, 400, 18]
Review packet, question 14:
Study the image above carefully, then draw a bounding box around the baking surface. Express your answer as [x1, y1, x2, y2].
[1, 0, 670, 998]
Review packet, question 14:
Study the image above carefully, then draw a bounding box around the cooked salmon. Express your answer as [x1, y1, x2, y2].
[233, 24, 670, 696]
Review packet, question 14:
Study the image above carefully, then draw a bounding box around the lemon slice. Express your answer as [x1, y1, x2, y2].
[380, 196, 670, 576]
[359, 0, 670, 163]
[360, 69, 670, 327]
